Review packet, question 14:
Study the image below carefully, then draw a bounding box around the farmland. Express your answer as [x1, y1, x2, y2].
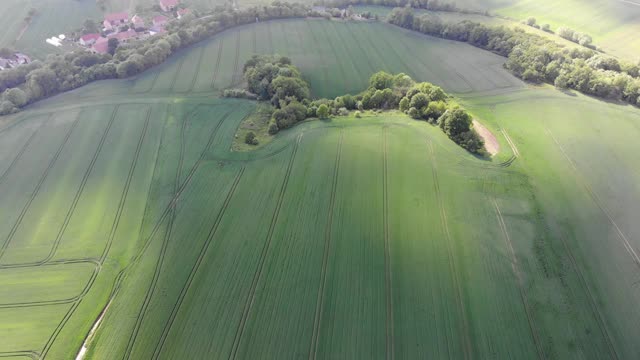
[1, 16, 640, 360]
[129, 19, 523, 98]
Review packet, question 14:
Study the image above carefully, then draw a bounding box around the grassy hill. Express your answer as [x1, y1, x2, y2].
[1, 18, 640, 359]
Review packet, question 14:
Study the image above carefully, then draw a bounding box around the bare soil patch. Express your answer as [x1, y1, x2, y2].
[473, 119, 499, 156]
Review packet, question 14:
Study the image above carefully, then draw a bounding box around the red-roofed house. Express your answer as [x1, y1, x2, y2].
[177, 8, 190, 19]
[108, 29, 138, 42]
[79, 33, 101, 46]
[159, 0, 179, 12]
[103, 12, 129, 31]
[91, 37, 109, 54]
[131, 15, 145, 29]
[152, 15, 169, 27]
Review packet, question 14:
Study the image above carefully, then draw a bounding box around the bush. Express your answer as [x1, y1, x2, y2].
[354, 111, 361, 118]
[245, 132, 259, 145]
[317, 104, 329, 118]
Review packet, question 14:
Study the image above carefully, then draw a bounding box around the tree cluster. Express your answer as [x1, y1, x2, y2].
[387, 7, 640, 107]
[0, 2, 313, 115]
[237, 56, 484, 153]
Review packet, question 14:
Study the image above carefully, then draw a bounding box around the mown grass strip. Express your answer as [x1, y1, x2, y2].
[308, 131, 343, 360]
[228, 135, 302, 360]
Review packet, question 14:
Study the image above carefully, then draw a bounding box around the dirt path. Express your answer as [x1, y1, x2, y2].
[75, 300, 112, 360]
[472, 119, 499, 156]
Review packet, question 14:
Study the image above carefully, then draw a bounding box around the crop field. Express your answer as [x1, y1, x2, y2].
[2, 17, 640, 360]
[130, 19, 524, 98]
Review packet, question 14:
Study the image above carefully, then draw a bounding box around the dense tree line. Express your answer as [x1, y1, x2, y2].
[318, 0, 463, 13]
[235, 57, 484, 153]
[0, 2, 312, 115]
[387, 7, 640, 107]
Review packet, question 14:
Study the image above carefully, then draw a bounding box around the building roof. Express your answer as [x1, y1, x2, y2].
[131, 15, 145, 25]
[160, 0, 179, 8]
[105, 12, 129, 23]
[153, 15, 169, 25]
[80, 33, 101, 42]
[108, 29, 138, 42]
[92, 38, 109, 54]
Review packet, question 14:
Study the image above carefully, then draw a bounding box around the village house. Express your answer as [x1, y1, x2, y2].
[0, 52, 32, 70]
[103, 12, 129, 31]
[159, 0, 179, 12]
[152, 15, 169, 28]
[177, 8, 190, 19]
[79, 33, 100, 46]
[91, 37, 109, 54]
[131, 14, 145, 29]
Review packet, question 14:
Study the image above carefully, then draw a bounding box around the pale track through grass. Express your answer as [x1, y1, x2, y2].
[308, 131, 343, 360]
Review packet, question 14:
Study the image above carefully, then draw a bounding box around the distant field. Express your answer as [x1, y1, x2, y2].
[130, 19, 523, 98]
[0, 0, 101, 60]
[2, 18, 640, 360]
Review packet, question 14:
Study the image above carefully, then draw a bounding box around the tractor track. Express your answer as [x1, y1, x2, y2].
[382, 127, 395, 360]
[0, 119, 44, 185]
[0, 113, 80, 261]
[544, 126, 640, 268]
[152, 166, 246, 359]
[492, 199, 546, 360]
[211, 38, 224, 90]
[308, 131, 343, 360]
[429, 141, 473, 360]
[123, 103, 187, 360]
[33, 105, 119, 265]
[228, 135, 302, 360]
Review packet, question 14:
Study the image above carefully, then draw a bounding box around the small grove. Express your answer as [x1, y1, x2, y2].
[230, 55, 484, 153]
[387, 7, 640, 107]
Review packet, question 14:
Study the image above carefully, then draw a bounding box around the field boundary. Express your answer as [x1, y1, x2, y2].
[0, 113, 80, 262]
[308, 131, 343, 360]
[428, 141, 473, 359]
[544, 126, 640, 268]
[382, 127, 395, 360]
[228, 134, 302, 360]
[152, 166, 246, 359]
[492, 199, 546, 359]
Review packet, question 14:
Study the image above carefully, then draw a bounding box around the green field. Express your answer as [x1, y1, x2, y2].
[127, 19, 523, 98]
[2, 17, 640, 359]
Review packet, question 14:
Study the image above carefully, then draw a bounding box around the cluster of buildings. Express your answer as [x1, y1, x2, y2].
[0, 52, 31, 71]
[78, 0, 189, 54]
